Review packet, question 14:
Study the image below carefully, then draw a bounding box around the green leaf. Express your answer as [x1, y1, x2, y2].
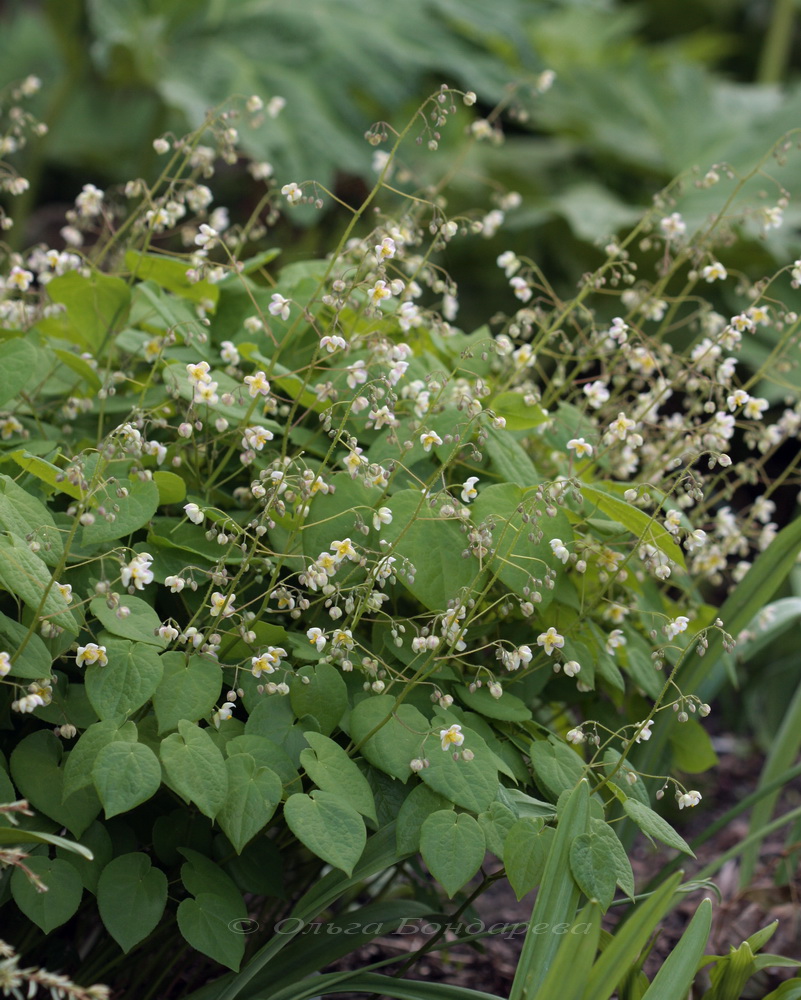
[153, 470, 187, 505]
[125, 250, 221, 305]
[153, 651, 223, 733]
[97, 853, 168, 953]
[581, 484, 686, 571]
[7, 450, 84, 500]
[379, 490, 486, 612]
[160, 719, 228, 819]
[289, 662, 348, 736]
[179, 848, 244, 906]
[53, 347, 102, 391]
[11, 857, 83, 933]
[569, 832, 617, 910]
[456, 684, 531, 721]
[503, 818, 550, 900]
[484, 425, 540, 486]
[419, 728, 499, 813]
[92, 740, 162, 818]
[85, 638, 163, 722]
[55, 821, 113, 894]
[89, 594, 166, 647]
[0, 610, 52, 680]
[63, 719, 138, 797]
[0, 473, 64, 566]
[225, 734, 297, 787]
[642, 898, 712, 1000]
[420, 811, 485, 898]
[300, 732, 377, 823]
[530, 738, 586, 800]
[0, 337, 39, 405]
[489, 391, 550, 431]
[283, 790, 366, 876]
[39, 269, 131, 352]
[349, 695, 429, 782]
[478, 800, 518, 859]
[0, 533, 77, 632]
[396, 784, 452, 855]
[623, 798, 695, 857]
[589, 819, 635, 900]
[217, 753, 282, 853]
[10, 730, 101, 838]
[82, 478, 159, 545]
[0, 825, 94, 860]
[668, 717, 718, 774]
[177, 892, 246, 971]
[469, 483, 574, 613]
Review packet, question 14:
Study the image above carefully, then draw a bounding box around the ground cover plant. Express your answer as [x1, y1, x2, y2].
[1, 71, 801, 1000]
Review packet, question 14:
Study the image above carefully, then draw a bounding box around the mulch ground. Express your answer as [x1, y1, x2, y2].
[325, 734, 801, 997]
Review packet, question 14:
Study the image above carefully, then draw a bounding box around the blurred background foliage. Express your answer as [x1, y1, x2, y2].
[4, 0, 801, 277]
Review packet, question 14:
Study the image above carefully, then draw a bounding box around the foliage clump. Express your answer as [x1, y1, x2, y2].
[0, 75, 800, 999]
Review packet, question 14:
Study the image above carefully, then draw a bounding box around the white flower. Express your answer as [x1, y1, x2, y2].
[550, 538, 570, 565]
[184, 503, 204, 524]
[634, 720, 653, 743]
[306, 627, 326, 651]
[701, 262, 727, 282]
[420, 430, 443, 453]
[210, 592, 236, 618]
[281, 182, 302, 204]
[76, 643, 108, 668]
[164, 575, 185, 593]
[584, 380, 610, 408]
[268, 293, 291, 321]
[566, 728, 585, 745]
[121, 552, 155, 590]
[660, 213, 686, 239]
[608, 412, 636, 441]
[460, 476, 479, 503]
[563, 660, 581, 677]
[678, 790, 702, 809]
[375, 237, 396, 260]
[567, 437, 593, 458]
[440, 724, 465, 751]
[537, 626, 565, 656]
[244, 370, 271, 397]
[372, 507, 392, 530]
[367, 280, 393, 307]
[0, 651, 11, 677]
[186, 361, 212, 385]
[158, 624, 179, 641]
[664, 616, 690, 640]
[320, 335, 347, 353]
[213, 702, 236, 728]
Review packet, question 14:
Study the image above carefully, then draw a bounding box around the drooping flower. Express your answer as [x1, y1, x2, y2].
[460, 476, 479, 503]
[76, 643, 108, 668]
[537, 627, 565, 656]
[184, 503, 204, 525]
[567, 437, 593, 458]
[440, 724, 465, 751]
[306, 627, 326, 651]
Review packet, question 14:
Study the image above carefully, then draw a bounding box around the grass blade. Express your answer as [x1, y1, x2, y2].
[581, 871, 683, 1000]
[641, 897, 712, 1000]
[739, 680, 801, 886]
[510, 780, 591, 1000]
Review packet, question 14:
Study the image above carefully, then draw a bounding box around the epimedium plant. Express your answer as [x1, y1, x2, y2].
[1, 76, 801, 1000]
